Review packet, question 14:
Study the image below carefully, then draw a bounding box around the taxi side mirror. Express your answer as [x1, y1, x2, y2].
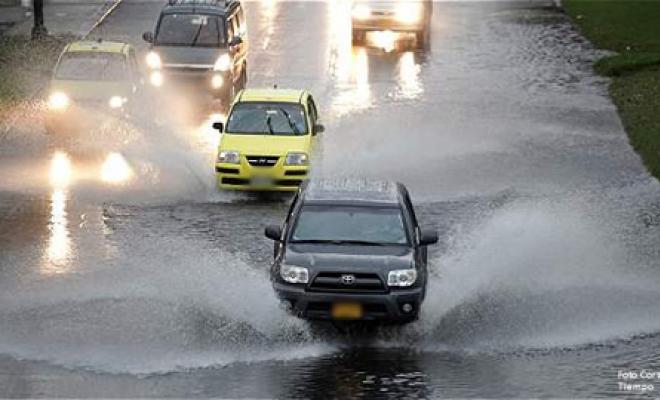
[143, 32, 154, 43]
[313, 124, 325, 135]
[213, 122, 224, 133]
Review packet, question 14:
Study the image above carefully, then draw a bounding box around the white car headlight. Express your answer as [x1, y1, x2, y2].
[217, 150, 240, 164]
[146, 51, 161, 69]
[396, 3, 423, 24]
[388, 269, 417, 287]
[108, 96, 126, 109]
[285, 152, 308, 166]
[213, 54, 231, 72]
[352, 4, 371, 20]
[280, 264, 309, 284]
[48, 92, 70, 111]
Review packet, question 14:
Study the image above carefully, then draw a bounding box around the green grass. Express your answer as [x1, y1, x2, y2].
[564, 0, 660, 178]
[0, 35, 65, 107]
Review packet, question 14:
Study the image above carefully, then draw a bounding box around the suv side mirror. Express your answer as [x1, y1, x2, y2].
[142, 32, 154, 43]
[229, 36, 243, 47]
[313, 124, 325, 135]
[419, 228, 439, 246]
[265, 225, 282, 241]
[212, 122, 224, 133]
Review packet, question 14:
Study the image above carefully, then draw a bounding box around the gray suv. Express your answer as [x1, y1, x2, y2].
[142, 0, 248, 103]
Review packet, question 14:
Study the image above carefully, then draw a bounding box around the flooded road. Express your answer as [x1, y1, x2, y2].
[1, 0, 660, 397]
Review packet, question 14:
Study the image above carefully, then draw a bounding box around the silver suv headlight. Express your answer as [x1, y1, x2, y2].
[388, 269, 417, 287]
[146, 51, 161, 69]
[217, 150, 240, 164]
[285, 152, 309, 166]
[280, 264, 309, 284]
[213, 54, 231, 72]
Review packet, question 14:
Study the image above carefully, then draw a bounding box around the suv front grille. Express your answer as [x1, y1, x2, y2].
[247, 156, 279, 167]
[309, 272, 387, 293]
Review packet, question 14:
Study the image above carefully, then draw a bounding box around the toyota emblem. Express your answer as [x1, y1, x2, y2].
[341, 274, 356, 285]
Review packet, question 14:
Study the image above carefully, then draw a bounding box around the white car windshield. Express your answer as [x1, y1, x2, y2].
[55, 52, 128, 81]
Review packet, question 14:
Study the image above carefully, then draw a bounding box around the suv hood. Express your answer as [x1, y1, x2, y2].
[155, 46, 225, 68]
[284, 245, 414, 273]
[220, 134, 309, 156]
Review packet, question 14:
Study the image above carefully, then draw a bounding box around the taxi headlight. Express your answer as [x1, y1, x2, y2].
[352, 4, 371, 20]
[213, 54, 231, 72]
[48, 92, 70, 111]
[211, 74, 224, 89]
[280, 264, 309, 284]
[388, 269, 417, 287]
[108, 96, 126, 109]
[285, 152, 308, 166]
[395, 3, 423, 23]
[150, 71, 164, 87]
[146, 51, 161, 69]
[217, 150, 240, 164]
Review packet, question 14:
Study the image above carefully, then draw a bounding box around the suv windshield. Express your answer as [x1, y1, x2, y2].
[55, 52, 127, 81]
[291, 206, 409, 245]
[155, 14, 225, 47]
[226, 102, 308, 135]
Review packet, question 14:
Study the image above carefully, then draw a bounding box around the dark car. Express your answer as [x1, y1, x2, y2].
[264, 181, 439, 324]
[142, 0, 248, 104]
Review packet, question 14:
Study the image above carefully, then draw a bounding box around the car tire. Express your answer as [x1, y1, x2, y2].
[352, 29, 366, 46]
[416, 27, 430, 50]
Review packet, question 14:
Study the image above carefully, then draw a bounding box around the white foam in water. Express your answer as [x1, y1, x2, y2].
[0, 235, 332, 375]
[413, 196, 660, 351]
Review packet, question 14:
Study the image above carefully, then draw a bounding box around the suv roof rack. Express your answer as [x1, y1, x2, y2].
[167, 0, 235, 6]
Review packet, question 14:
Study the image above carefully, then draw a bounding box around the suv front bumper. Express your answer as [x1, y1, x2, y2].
[273, 282, 424, 323]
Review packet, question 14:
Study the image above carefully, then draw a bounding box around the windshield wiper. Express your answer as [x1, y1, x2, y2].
[190, 24, 204, 47]
[277, 107, 300, 135]
[291, 239, 388, 246]
[265, 115, 275, 135]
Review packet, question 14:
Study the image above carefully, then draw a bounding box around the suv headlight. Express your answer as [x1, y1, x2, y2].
[395, 3, 423, 24]
[280, 264, 309, 284]
[146, 51, 161, 69]
[109, 96, 127, 109]
[285, 152, 308, 166]
[217, 150, 240, 164]
[213, 54, 231, 72]
[388, 269, 417, 287]
[48, 92, 70, 111]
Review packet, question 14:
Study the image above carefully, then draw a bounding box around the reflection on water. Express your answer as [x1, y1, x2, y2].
[397, 51, 423, 99]
[259, 0, 279, 50]
[101, 152, 134, 185]
[43, 152, 73, 274]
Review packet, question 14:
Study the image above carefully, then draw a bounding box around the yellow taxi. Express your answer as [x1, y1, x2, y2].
[45, 40, 142, 135]
[213, 88, 324, 192]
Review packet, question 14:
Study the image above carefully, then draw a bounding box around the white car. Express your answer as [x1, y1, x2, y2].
[351, 0, 433, 48]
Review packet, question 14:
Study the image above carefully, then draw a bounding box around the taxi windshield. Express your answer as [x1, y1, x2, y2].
[155, 14, 226, 47]
[226, 102, 308, 136]
[55, 52, 128, 81]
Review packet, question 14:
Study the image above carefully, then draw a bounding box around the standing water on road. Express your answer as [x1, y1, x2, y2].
[1, 1, 659, 398]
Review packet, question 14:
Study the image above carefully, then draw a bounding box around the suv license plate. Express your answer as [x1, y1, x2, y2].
[331, 303, 363, 320]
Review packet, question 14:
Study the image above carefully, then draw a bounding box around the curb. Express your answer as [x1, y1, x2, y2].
[82, 0, 124, 39]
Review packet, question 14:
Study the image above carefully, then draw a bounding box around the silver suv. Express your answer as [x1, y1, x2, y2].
[142, 0, 248, 104]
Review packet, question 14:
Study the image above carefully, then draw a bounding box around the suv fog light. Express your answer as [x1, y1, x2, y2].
[402, 303, 414, 313]
[211, 74, 224, 89]
[150, 71, 163, 87]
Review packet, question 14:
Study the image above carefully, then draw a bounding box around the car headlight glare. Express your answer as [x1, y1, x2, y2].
[150, 71, 163, 87]
[48, 92, 70, 111]
[146, 51, 161, 69]
[280, 264, 309, 284]
[352, 4, 371, 20]
[211, 74, 224, 89]
[396, 3, 423, 24]
[285, 152, 308, 166]
[213, 54, 231, 72]
[217, 150, 240, 164]
[388, 269, 417, 287]
[108, 96, 126, 109]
